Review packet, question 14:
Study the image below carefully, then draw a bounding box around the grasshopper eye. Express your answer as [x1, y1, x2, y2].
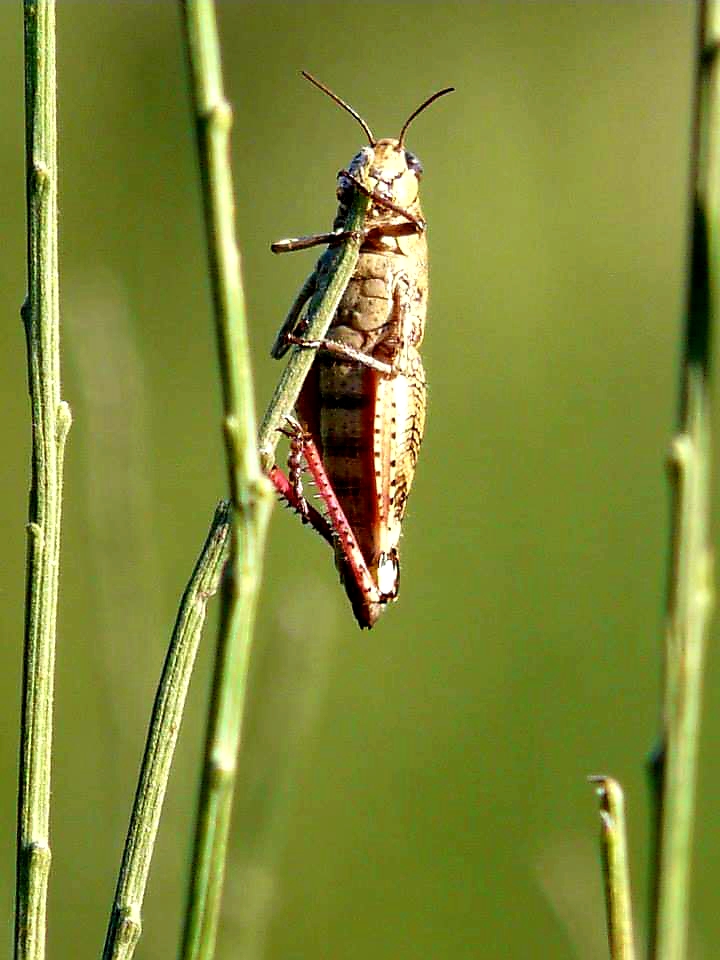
[349, 146, 373, 175]
[405, 150, 423, 178]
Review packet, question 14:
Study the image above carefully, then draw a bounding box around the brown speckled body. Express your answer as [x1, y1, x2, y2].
[271, 73, 453, 626]
[292, 140, 429, 626]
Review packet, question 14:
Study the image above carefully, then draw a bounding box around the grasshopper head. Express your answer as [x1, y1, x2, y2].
[301, 71, 453, 229]
[341, 140, 424, 228]
[366, 139, 424, 212]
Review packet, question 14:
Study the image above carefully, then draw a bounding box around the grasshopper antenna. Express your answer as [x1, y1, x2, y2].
[398, 87, 455, 147]
[302, 70, 375, 145]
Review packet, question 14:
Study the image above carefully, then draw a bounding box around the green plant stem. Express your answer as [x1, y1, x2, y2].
[15, 4, 71, 960]
[589, 777, 636, 960]
[257, 187, 371, 470]
[649, 3, 718, 958]
[178, 3, 274, 960]
[102, 502, 231, 960]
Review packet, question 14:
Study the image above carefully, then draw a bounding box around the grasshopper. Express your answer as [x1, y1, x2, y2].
[270, 72, 453, 628]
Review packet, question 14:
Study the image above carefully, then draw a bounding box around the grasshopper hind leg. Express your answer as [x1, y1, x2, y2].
[272, 418, 391, 628]
[269, 417, 334, 546]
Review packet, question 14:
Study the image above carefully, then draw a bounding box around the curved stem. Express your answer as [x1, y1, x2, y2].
[102, 503, 231, 960]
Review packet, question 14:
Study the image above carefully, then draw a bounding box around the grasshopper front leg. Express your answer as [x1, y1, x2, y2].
[271, 227, 361, 254]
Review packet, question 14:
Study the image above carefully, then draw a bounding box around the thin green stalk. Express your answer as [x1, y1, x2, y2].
[589, 777, 636, 960]
[649, 3, 718, 958]
[102, 502, 231, 960]
[178, 3, 273, 960]
[257, 186, 370, 470]
[15, 4, 71, 960]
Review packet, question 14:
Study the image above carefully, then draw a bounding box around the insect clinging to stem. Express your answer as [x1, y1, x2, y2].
[268, 71, 453, 628]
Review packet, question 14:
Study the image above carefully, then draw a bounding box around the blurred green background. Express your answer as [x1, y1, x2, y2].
[0, 1, 715, 958]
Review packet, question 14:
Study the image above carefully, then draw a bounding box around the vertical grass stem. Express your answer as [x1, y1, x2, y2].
[178, 3, 274, 959]
[15, 4, 72, 960]
[649, 3, 718, 957]
[589, 777, 637, 960]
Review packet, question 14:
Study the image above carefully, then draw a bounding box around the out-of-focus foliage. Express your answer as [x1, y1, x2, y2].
[0, 3, 715, 960]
